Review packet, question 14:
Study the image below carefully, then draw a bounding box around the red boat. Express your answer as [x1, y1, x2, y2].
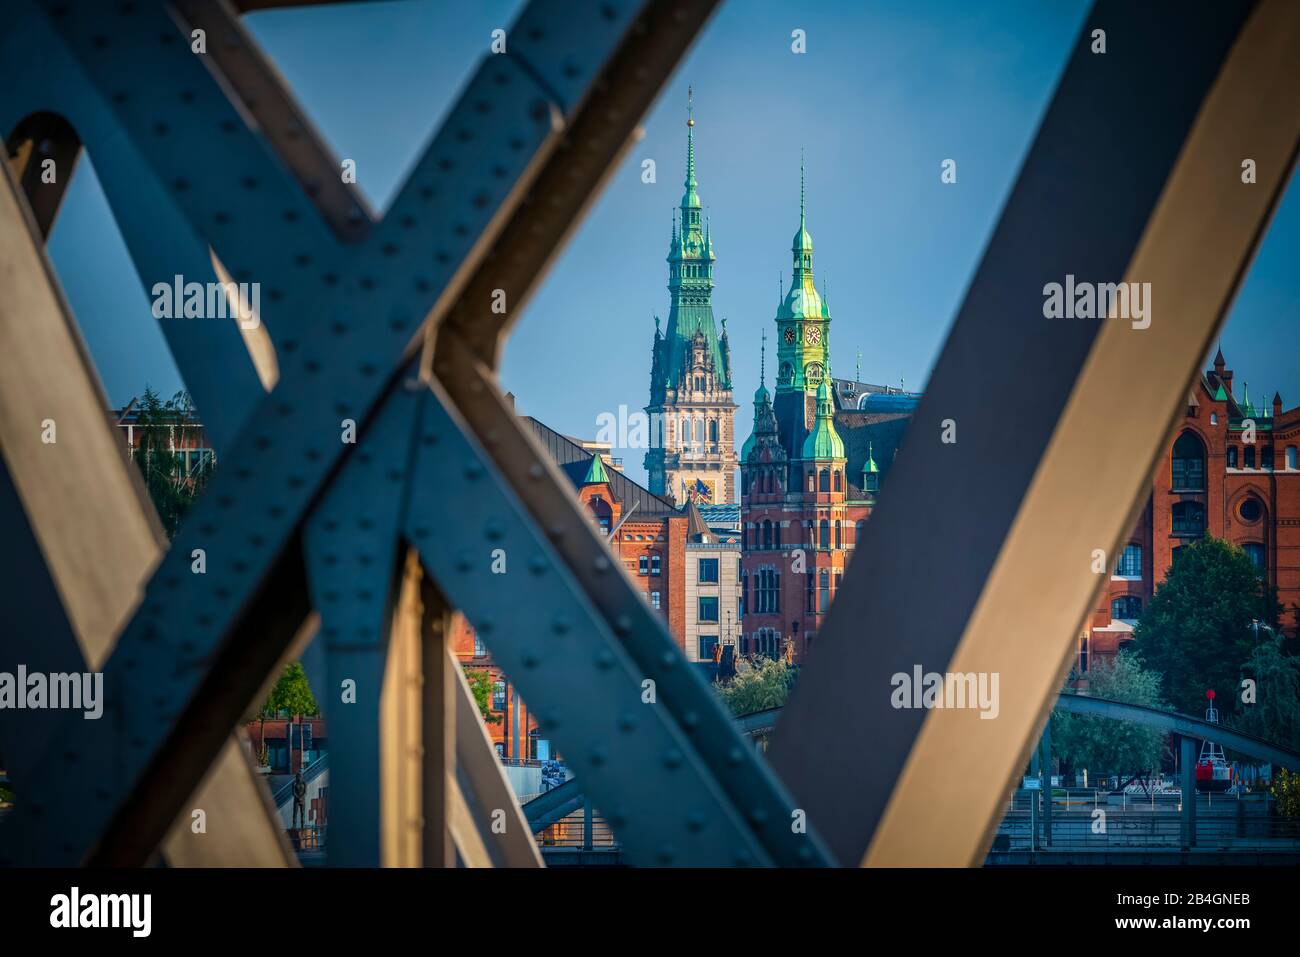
[1195, 690, 1232, 793]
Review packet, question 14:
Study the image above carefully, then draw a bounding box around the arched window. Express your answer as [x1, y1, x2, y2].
[587, 496, 612, 533]
[818, 519, 830, 549]
[774, 522, 782, 548]
[779, 362, 794, 385]
[762, 520, 773, 551]
[1245, 446, 1256, 469]
[1262, 445, 1274, 470]
[1172, 501, 1205, 538]
[818, 570, 831, 614]
[709, 419, 718, 443]
[834, 520, 842, 549]
[1111, 595, 1142, 621]
[833, 470, 842, 492]
[1287, 446, 1298, 470]
[1171, 431, 1205, 490]
[856, 520, 866, 545]
[807, 471, 815, 492]
[819, 468, 830, 492]
[1227, 446, 1238, 469]
[650, 553, 662, 576]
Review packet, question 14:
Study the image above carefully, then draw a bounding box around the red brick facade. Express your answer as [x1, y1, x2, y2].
[1084, 351, 1300, 671]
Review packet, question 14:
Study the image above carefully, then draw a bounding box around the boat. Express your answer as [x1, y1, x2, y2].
[1195, 689, 1232, 793]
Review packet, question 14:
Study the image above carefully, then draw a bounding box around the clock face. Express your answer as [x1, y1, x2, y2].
[783, 326, 796, 344]
[805, 325, 822, 346]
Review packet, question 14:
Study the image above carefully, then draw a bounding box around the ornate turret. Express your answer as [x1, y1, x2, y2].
[800, 364, 845, 461]
[862, 441, 880, 495]
[774, 152, 830, 395]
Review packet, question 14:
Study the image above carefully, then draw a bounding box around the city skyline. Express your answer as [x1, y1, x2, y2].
[45, 0, 1299, 492]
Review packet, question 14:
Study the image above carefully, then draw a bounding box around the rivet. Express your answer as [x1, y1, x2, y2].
[663, 748, 682, 769]
[727, 747, 744, 765]
[685, 811, 705, 833]
[617, 712, 635, 732]
[595, 649, 614, 670]
[552, 615, 571, 635]
[528, 554, 547, 575]
[589, 746, 608, 767]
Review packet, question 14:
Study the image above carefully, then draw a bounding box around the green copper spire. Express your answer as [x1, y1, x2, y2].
[652, 88, 729, 396]
[775, 153, 830, 394]
[1241, 381, 1253, 417]
[800, 362, 845, 461]
[862, 440, 879, 493]
[682, 86, 700, 210]
[583, 452, 609, 485]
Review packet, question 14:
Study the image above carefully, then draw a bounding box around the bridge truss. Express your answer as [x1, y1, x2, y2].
[0, 0, 1296, 867]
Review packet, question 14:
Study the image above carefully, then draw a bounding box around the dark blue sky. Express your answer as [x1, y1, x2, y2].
[48, 0, 1298, 487]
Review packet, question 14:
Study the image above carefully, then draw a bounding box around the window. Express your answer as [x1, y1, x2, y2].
[1242, 543, 1266, 576]
[698, 596, 719, 623]
[1288, 446, 1299, 470]
[492, 680, 506, 712]
[1227, 446, 1238, 468]
[818, 519, 830, 549]
[1262, 445, 1274, 470]
[473, 633, 486, 657]
[1114, 544, 1142, 578]
[650, 553, 662, 576]
[698, 558, 719, 583]
[1172, 501, 1205, 538]
[709, 419, 718, 443]
[741, 570, 749, 618]
[1171, 431, 1205, 489]
[638, 555, 649, 576]
[1238, 497, 1263, 523]
[650, 591, 661, 610]
[833, 470, 842, 492]
[1111, 596, 1142, 620]
[834, 520, 842, 549]
[1078, 633, 1089, 674]
[819, 468, 830, 492]
[805, 569, 815, 613]
[752, 627, 780, 659]
[698, 635, 718, 660]
[774, 522, 782, 548]
[818, 570, 830, 614]
[1244, 446, 1256, 469]
[762, 520, 773, 550]
[756, 567, 780, 614]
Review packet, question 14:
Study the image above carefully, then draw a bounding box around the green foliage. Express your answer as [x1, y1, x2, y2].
[1132, 537, 1280, 716]
[1227, 633, 1300, 753]
[262, 662, 319, 719]
[1052, 651, 1167, 779]
[715, 657, 796, 716]
[132, 387, 211, 538]
[465, 670, 502, 724]
[1272, 768, 1300, 819]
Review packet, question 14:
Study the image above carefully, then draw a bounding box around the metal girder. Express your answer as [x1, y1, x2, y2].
[523, 779, 584, 833]
[0, 0, 724, 867]
[404, 375, 827, 866]
[769, 0, 1300, 867]
[0, 158, 293, 867]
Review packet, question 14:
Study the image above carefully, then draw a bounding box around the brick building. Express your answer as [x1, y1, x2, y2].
[738, 166, 919, 664]
[1084, 349, 1300, 670]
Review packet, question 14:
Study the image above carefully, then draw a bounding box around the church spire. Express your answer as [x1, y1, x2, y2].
[682, 86, 700, 211]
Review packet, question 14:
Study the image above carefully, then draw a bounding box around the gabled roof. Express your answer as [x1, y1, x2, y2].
[524, 417, 678, 517]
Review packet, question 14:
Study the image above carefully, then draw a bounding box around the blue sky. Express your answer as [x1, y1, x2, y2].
[48, 0, 1298, 487]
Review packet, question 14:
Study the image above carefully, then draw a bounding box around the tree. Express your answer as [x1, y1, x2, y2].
[1228, 632, 1300, 753]
[1132, 537, 1280, 717]
[1052, 651, 1167, 781]
[259, 662, 319, 769]
[465, 670, 503, 725]
[132, 387, 211, 538]
[715, 657, 796, 716]
[1272, 768, 1300, 819]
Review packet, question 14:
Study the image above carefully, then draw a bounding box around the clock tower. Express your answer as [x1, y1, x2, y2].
[644, 90, 738, 505]
[773, 156, 832, 485]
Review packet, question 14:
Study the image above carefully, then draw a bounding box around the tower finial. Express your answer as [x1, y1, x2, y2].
[856, 348, 862, 384]
[760, 330, 767, 385]
[800, 148, 806, 228]
[778, 271, 783, 303]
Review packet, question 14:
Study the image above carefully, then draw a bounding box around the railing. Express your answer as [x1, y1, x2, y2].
[272, 751, 329, 809]
[535, 805, 619, 849]
[993, 793, 1300, 852]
